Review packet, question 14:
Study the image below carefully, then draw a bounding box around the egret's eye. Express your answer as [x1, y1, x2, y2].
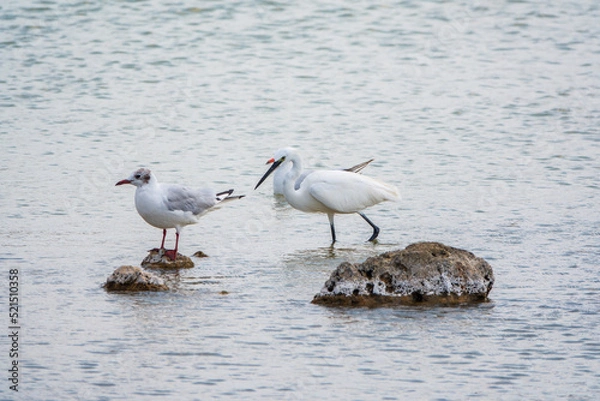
[280, 156, 286, 161]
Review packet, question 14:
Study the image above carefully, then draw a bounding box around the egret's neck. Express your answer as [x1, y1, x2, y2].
[282, 158, 303, 200]
[273, 162, 291, 194]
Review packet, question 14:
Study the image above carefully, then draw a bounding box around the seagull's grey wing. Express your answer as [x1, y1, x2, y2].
[164, 185, 216, 215]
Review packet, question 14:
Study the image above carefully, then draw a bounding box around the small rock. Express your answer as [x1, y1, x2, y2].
[141, 248, 194, 269]
[192, 250, 209, 258]
[103, 265, 169, 292]
[312, 242, 494, 307]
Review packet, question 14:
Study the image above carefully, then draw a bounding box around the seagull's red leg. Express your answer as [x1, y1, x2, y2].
[149, 229, 168, 252]
[164, 232, 179, 261]
[160, 229, 167, 249]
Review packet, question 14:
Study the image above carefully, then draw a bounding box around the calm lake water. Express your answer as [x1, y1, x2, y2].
[1, 0, 599, 399]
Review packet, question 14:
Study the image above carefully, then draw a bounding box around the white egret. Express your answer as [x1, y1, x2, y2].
[255, 148, 399, 243]
[271, 158, 374, 195]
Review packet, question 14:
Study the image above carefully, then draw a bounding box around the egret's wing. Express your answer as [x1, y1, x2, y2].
[309, 171, 398, 213]
[293, 161, 372, 191]
[164, 185, 216, 215]
[344, 159, 374, 174]
[294, 170, 314, 190]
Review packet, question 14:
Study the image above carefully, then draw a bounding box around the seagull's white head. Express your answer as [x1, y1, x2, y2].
[115, 167, 154, 188]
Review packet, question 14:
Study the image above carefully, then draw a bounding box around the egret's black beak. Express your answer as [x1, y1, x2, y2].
[254, 158, 283, 190]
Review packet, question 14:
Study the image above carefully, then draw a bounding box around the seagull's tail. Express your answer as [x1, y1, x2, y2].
[216, 189, 246, 203]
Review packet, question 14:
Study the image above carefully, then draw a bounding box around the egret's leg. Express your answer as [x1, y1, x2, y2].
[328, 213, 337, 244]
[358, 212, 380, 241]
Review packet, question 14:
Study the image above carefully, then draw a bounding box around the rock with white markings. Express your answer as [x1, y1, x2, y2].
[141, 248, 194, 269]
[312, 242, 494, 306]
[103, 265, 169, 292]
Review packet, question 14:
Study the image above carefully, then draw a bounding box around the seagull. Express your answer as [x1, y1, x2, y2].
[116, 167, 244, 260]
[271, 158, 374, 195]
[254, 148, 399, 243]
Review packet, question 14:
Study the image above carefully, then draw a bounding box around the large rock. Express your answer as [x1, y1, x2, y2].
[103, 265, 169, 292]
[141, 248, 194, 269]
[312, 242, 494, 306]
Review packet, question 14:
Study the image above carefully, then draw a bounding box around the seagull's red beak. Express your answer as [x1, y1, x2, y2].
[266, 158, 275, 165]
[115, 179, 131, 186]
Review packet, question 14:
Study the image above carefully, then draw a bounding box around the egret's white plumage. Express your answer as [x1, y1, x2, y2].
[116, 167, 244, 259]
[255, 148, 399, 243]
[271, 158, 374, 195]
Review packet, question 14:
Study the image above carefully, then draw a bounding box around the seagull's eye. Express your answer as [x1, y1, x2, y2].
[134, 174, 141, 179]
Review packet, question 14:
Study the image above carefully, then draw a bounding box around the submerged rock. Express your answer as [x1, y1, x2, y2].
[312, 242, 494, 307]
[103, 265, 168, 292]
[192, 250, 209, 258]
[141, 248, 194, 269]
